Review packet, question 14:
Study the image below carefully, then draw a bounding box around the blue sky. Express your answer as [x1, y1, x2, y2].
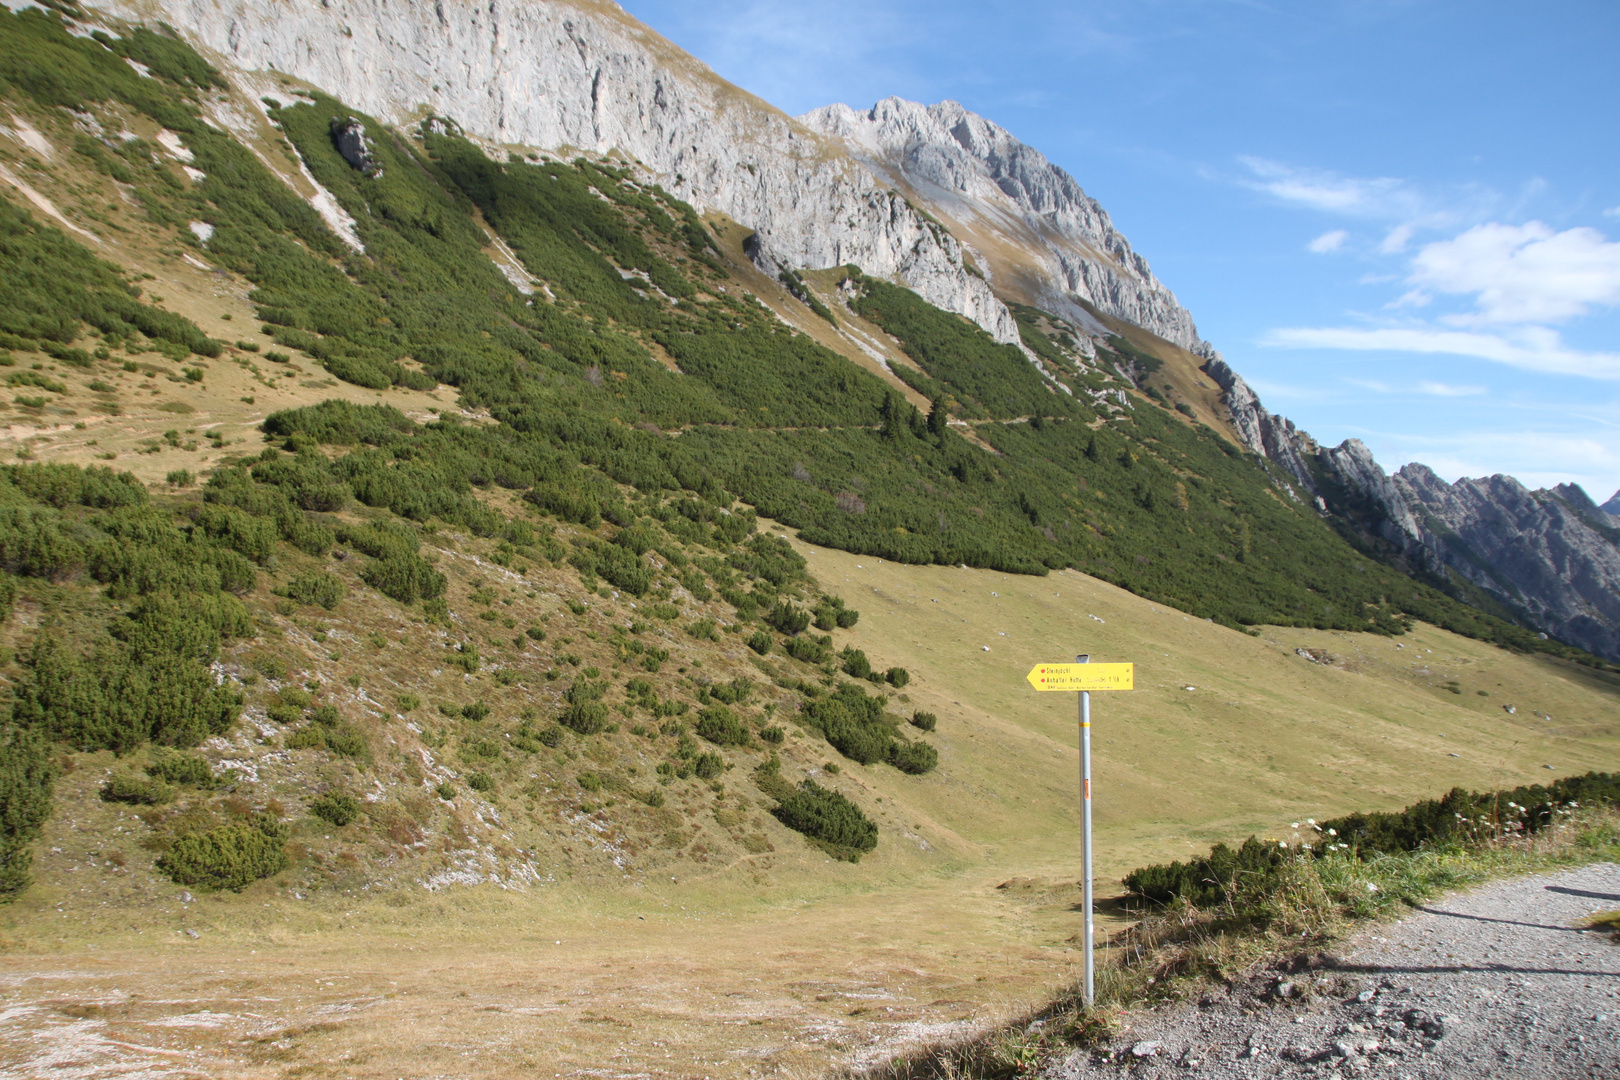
[617, 0, 1620, 503]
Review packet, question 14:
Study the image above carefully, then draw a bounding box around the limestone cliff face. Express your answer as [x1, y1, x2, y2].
[101, 0, 1019, 342]
[798, 97, 1211, 357]
[1391, 468, 1620, 661]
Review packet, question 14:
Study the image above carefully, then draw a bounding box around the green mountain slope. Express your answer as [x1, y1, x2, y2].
[0, 7, 1611, 906]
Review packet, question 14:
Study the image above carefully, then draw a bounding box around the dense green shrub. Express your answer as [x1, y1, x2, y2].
[360, 552, 445, 604]
[802, 683, 898, 766]
[692, 751, 725, 780]
[467, 772, 495, 793]
[766, 602, 810, 636]
[15, 635, 242, 752]
[910, 711, 938, 732]
[1122, 836, 1290, 908]
[887, 739, 938, 775]
[0, 725, 56, 899]
[1320, 772, 1620, 855]
[695, 705, 750, 746]
[839, 647, 871, 679]
[746, 630, 773, 655]
[1122, 771, 1620, 907]
[285, 725, 327, 750]
[309, 792, 360, 826]
[156, 823, 289, 891]
[100, 772, 173, 805]
[284, 571, 345, 610]
[146, 753, 218, 788]
[885, 667, 910, 688]
[784, 634, 832, 665]
[560, 703, 609, 735]
[770, 779, 878, 861]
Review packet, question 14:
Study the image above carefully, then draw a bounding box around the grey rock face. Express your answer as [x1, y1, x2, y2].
[330, 116, 381, 177]
[1390, 468, 1620, 659]
[97, 0, 1018, 342]
[799, 98, 1211, 357]
[1249, 427, 1620, 659]
[1204, 362, 1620, 658]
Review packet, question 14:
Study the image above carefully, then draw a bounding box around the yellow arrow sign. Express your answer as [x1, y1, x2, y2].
[1026, 663, 1134, 691]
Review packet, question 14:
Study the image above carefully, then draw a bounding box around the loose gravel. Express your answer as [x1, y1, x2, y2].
[1043, 862, 1620, 1079]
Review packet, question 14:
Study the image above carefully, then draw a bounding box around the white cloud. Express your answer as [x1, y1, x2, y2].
[1262, 324, 1620, 380]
[1408, 221, 1620, 325]
[1307, 229, 1347, 253]
[1238, 157, 1418, 218]
[1378, 223, 1415, 253]
[1605, 206, 1620, 219]
[1418, 381, 1485, 397]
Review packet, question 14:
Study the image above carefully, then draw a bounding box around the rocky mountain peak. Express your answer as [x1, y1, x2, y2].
[799, 96, 1211, 357]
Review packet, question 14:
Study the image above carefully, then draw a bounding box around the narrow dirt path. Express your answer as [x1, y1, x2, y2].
[1046, 863, 1620, 1079]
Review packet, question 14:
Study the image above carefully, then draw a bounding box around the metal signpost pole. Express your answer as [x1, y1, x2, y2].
[1077, 653, 1093, 1008]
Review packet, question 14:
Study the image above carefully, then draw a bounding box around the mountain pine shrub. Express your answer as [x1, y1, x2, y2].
[770, 779, 878, 862]
[695, 705, 749, 746]
[309, 792, 360, 826]
[156, 823, 289, 892]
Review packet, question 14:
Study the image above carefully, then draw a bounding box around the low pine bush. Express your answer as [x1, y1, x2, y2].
[468, 771, 495, 793]
[910, 710, 937, 732]
[156, 823, 289, 891]
[309, 792, 360, 826]
[766, 601, 810, 636]
[771, 779, 878, 862]
[100, 772, 174, 805]
[146, 753, 218, 788]
[695, 705, 750, 746]
[285, 726, 326, 750]
[284, 570, 345, 610]
[888, 739, 938, 775]
[745, 630, 772, 655]
[1122, 771, 1620, 908]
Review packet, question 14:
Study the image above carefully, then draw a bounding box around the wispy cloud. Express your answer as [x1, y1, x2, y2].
[1237, 157, 1421, 219]
[1263, 325, 1620, 380]
[1418, 380, 1485, 397]
[1307, 229, 1347, 253]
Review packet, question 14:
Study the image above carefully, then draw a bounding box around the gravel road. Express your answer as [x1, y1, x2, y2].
[1044, 863, 1620, 1079]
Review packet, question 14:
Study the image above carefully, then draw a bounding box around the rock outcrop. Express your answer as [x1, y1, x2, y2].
[97, 0, 1017, 342]
[1228, 418, 1620, 659]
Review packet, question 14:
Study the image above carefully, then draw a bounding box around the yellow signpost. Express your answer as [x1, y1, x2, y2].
[1027, 656, 1134, 1008]
[1025, 662, 1134, 692]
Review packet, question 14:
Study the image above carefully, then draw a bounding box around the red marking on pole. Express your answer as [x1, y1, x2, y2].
[1084, 779, 1091, 800]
